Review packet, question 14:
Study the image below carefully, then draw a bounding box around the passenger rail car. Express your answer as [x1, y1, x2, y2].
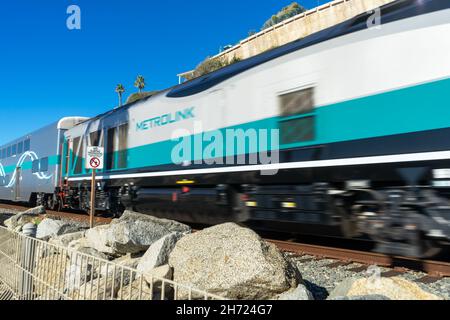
[0, 117, 88, 209]
[2, 0, 450, 258]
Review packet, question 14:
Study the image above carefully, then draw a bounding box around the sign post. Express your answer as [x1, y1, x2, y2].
[86, 146, 104, 229]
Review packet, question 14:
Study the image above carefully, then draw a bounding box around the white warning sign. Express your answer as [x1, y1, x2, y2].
[86, 146, 104, 170]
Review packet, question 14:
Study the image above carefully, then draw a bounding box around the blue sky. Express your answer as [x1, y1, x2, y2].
[0, 0, 324, 145]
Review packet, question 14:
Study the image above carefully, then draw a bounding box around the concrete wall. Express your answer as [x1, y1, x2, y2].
[181, 0, 394, 77]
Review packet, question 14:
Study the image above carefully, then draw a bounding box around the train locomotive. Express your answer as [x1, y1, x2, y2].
[1, 0, 450, 258]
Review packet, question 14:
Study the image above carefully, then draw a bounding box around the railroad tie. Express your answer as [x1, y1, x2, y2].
[415, 275, 443, 284]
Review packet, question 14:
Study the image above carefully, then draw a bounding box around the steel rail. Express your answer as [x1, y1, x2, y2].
[267, 239, 450, 277]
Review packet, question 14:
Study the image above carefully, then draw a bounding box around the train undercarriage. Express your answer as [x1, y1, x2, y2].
[36, 178, 450, 259]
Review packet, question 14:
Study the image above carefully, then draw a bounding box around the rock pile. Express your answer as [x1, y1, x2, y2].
[4, 207, 309, 300]
[5, 206, 442, 301]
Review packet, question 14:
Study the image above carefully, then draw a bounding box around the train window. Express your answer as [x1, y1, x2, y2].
[278, 87, 315, 145]
[40, 157, 49, 172]
[24, 139, 30, 152]
[7, 146, 11, 157]
[279, 116, 315, 145]
[74, 138, 84, 175]
[117, 123, 128, 169]
[2, 149, 6, 159]
[64, 140, 70, 176]
[89, 131, 101, 147]
[32, 160, 40, 173]
[279, 87, 314, 117]
[11, 144, 17, 156]
[106, 127, 116, 170]
[72, 136, 84, 174]
[72, 137, 80, 168]
[17, 141, 23, 154]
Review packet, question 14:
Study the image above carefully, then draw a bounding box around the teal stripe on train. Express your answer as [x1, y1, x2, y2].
[68, 77, 450, 177]
[317, 77, 450, 144]
[1, 155, 60, 174]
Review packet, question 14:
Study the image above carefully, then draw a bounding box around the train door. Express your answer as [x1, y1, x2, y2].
[15, 167, 21, 201]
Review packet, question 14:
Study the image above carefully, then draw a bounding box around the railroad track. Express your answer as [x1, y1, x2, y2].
[0, 202, 112, 225]
[268, 239, 450, 283]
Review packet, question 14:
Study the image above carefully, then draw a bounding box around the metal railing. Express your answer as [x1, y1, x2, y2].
[0, 226, 225, 300]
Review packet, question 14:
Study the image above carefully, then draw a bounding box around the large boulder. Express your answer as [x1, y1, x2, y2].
[116, 266, 173, 301]
[84, 211, 191, 256]
[4, 206, 45, 230]
[34, 252, 69, 298]
[101, 254, 142, 276]
[36, 218, 86, 241]
[119, 210, 191, 234]
[168, 223, 301, 300]
[84, 225, 114, 255]
[141, 264, 173, 288]
[80, 254, 144, 300]
[49, 231, 86, 248]
[77, 277, 121, 300]
[64, 247, 108, 292]
[117, 279, 155, 300]
[276, 284, 314, 300]
[99, 254, 142, 285]
[137, 232, 183, 274]
[328, 277, 444, 300]
[0, 208, 18, 226]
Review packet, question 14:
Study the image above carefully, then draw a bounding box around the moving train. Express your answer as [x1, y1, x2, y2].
[1, 0, 450, 258]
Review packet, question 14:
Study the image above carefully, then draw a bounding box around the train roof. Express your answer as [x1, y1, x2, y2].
[77, 0, 448, 126]
[0, 117, 88, 148]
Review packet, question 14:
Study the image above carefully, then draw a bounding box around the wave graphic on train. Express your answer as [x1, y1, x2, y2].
[0, 151, 53, 188]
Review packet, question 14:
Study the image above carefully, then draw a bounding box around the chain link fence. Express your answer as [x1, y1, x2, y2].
[0, 226, 225, 300]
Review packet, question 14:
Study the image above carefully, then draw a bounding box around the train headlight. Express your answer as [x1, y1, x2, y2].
[281, 202, 297, 209]
[245, 201, 258, 207]
[433, 169, 450, 179]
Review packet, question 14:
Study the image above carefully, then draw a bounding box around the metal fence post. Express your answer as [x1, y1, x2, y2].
[19, 224, 37, 300]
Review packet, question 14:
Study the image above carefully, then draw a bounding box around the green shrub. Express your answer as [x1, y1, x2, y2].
[126, 91, 159, 104]
[261, 2, 306, 30]
[186, 55, 241, 80]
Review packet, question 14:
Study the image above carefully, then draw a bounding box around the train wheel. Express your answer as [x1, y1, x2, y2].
[337, 206, 360, 238]
[47, 194, 62, 212]
[54, 195, 63, 212]
[374, 228, 442, 258]
[415, 233, 442, 259]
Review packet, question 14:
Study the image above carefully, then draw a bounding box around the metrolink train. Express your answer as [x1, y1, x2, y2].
[1, 0, 450, 258]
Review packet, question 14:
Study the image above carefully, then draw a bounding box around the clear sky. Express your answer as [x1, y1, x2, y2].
[0, 0, 325, 145]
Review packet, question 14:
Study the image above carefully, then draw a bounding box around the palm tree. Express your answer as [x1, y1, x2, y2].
[134, 75, 145, 93]
[115, 84, 125, 107]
